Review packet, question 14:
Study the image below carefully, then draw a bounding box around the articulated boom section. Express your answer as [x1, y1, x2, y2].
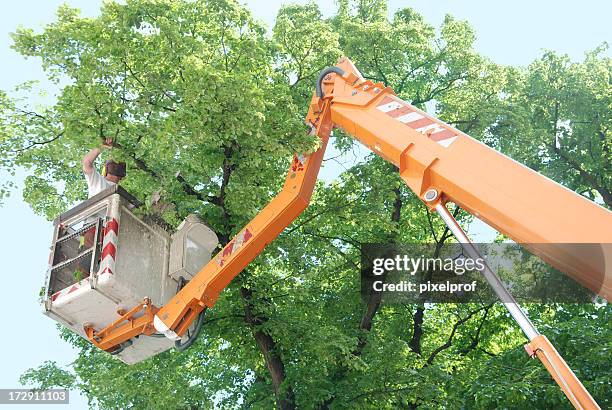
[152, 111, 332, 339]
[87, 103, 334, 349]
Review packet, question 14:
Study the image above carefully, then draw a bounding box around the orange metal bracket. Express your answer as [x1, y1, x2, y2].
[85, 298, 158, 352]
[525, 335, 599, 410]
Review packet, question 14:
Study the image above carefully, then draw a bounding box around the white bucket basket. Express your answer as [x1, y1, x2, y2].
[42, 186, 218, 364]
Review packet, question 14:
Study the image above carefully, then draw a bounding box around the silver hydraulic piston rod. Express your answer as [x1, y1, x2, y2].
[431, 199, 601, 409]
[433, 201, 539, 340]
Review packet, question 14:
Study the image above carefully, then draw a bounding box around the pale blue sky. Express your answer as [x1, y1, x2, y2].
[0, 1, 609, 409]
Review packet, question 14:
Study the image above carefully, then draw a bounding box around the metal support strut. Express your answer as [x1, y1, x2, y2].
[434, 201, 600, 410]
[434, 203, 539, 339]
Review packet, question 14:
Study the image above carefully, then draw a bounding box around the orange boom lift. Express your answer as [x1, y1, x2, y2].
[83, 58, 611, 409]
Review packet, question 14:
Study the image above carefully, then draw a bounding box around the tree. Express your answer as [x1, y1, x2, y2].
[3, 1, 610, 409]
[487, 46, 611, 208]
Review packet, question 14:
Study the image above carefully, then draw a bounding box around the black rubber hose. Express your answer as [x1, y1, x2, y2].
[173, 273, 204, 351]
[174, 308, 206, 351]
[109, 345, 124, 355]
[315, 67, 346, 98]
[110, 339, 133, 355]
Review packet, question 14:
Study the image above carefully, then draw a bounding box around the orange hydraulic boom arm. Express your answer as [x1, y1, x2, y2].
[86, 58, 611, 409]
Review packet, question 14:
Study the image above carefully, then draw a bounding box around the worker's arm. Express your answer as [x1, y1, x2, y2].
[82, 147, 101, 175]
[82, 138, 113, 175]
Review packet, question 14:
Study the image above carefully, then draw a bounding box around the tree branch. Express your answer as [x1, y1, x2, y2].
[459, 304, 493, 356]
[551, 143, 612, 207]
[10, 132, 63, 153]
[424, 304, 489, 366]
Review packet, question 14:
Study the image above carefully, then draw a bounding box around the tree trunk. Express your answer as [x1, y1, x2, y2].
[241, 287, 296, 410]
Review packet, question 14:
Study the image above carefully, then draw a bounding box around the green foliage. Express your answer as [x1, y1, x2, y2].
[464, 304, 611, 409]
[20, 361, 76, 390]
[2, 0, 609, 408]
[488, 45, 611, 207]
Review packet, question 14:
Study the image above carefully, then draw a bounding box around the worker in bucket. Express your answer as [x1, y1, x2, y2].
[82, 137, 126, 198]
[73, 138, 127, 280]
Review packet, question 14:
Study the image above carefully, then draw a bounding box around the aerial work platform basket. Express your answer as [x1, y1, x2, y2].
[42, 186, 218, 364]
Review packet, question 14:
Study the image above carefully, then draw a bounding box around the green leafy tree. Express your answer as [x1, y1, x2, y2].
[2, 1, 610, 409]
[488, 45, 611, 207]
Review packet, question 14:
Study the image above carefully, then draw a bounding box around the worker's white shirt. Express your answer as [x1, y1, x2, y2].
[85, 169, 116, 198]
